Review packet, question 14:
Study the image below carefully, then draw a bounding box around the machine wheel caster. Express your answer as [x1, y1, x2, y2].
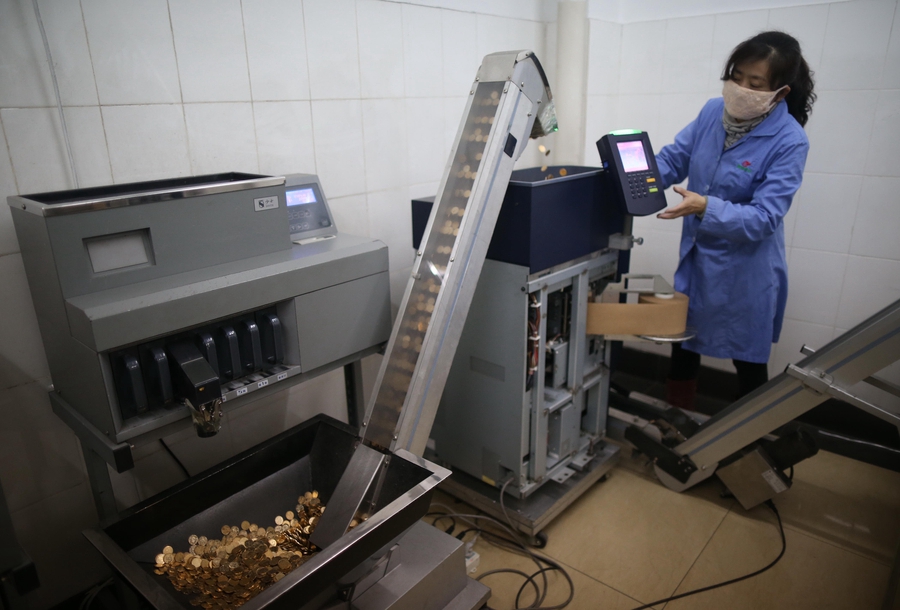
[528, 531, 548, 549]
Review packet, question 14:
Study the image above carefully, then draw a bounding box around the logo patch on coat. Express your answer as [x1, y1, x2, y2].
[736, 160, 753, 174]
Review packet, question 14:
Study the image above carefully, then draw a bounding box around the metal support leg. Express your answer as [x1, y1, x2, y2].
[82, 445, 118, 523]
[344, 360, 365, 431]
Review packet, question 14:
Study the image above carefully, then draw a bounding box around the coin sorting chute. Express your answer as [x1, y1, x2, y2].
[312, 49, 557, 550]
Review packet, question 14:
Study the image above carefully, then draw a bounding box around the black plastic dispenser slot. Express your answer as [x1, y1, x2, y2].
[113, 353, 148, 417]
[237, 319, 263, 373]
[216, 326, 241, 380]
[166, 342, 221, 408]
[259, 313, 284, 365]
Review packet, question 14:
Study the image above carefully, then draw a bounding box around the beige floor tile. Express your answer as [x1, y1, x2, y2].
[665, 508, 891, 610]
[770, 450, 900, 563]
[539, 468, 730, 605]
[470, 534, 644, 610]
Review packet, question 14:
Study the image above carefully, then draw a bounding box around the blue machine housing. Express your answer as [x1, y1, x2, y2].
[412, 166, 625, 274]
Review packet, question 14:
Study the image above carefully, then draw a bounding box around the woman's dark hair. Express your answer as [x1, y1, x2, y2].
[721, 31, 816, 127]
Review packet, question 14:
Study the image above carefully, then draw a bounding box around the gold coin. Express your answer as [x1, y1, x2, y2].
[559, 168, 568, 176]
[164, 553, 174, 564]
[188, 535, 199, 546]
[221, 525, 231, 536]
[285, 511, 294, 521]
[241, 521, 250, 530]
[163, 545, 174, 555]
[155, 553, 165, 565]
[274, 516, 284, 525]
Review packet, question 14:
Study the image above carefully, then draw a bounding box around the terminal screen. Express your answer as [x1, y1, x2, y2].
[286, 187, 317, 206]
[617, 141, 650, 173]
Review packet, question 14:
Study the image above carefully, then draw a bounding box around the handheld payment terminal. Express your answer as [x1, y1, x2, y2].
[597, 130, 667, 216]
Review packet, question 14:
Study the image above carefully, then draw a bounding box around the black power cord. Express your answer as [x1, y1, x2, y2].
[630, 500, 787, 610]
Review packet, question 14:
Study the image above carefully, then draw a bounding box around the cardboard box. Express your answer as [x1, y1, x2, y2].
[586, 292, 688, 336]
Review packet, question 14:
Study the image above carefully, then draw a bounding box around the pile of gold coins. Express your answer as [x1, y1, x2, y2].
[153, 491, 347, 608]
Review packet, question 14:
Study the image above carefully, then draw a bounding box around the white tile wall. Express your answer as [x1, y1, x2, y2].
[850, 177, 900, 260]
[328, 193, 370, 237]
[785, 247, 848, 326]
[0, 382, 86, 513]
[805, 89, 879, 175]
[817, 0, 896, 91]
[837, 255, 900, 329]
[368, 187, 415, 272]
[791, 172, 862, 253]
[865, 89, 900, 177]
[81, 0, 182, 105]
[442, 10, 479, 97]
[184, 103, 259, 174]
[357, 0, 405, 99]
[102, 104, 191, 183]
[614, 94, 660, 137]
[254, 101, 316, 176]
[406, 98, 447, 185]
[169, 0, 252, 103]
[0, 133, 18, 257]
[38, 0, 99, 106]
[0, 0, 54, 107]
[662, 15, 715, 94]
[62, 106, 113, 188]
[304, 0, 361, 100]
[402, 4, 444, 98]
[311, 100, 366, 197]
[1, 108, 72, 193]
[242, 0, 311, 101]
[767, 4, 830, 69]
[618, 19, 667, 94]
[587, 20, 622, 96]
[362, 99, 409, 192]
[885, 3, 900, 89]
[0, 255, 51, 391]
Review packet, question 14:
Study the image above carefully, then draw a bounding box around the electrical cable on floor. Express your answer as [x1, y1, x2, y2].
[159, 438, 191, 479]
[78, 577, 113, 610]
[629, 500, 787, 610]
[429, 500, 575, 609]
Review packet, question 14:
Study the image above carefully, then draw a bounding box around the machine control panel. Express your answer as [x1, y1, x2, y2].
[285, 174, 338, 241]
[596, 130, 667, 216]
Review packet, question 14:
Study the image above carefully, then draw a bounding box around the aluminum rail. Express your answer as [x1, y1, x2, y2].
[312, 50, 556, 549]
[653, 297, 900, 491]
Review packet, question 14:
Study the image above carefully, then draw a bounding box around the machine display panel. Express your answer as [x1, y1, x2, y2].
[284, 178, 336, 238]
[616, 141, 650, 173]
[286, 187, 317, 206]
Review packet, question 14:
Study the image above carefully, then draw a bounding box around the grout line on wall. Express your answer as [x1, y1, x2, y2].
[77, 0, 114, 185]
[165, 0, 192, 176]
[300, 0, 318, 177]
[238, 0, 261, 174]
[0, 116, 21, 196]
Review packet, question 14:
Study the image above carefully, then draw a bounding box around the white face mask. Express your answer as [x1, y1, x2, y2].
[722, 79, 787, 120]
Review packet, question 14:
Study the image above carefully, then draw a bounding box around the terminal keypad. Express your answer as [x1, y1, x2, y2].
[627, 171, 659, 199]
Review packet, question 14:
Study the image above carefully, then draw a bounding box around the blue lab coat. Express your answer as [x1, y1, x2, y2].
[655, 98, 809, 363]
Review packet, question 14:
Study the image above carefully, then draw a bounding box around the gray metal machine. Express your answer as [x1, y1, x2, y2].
[9, 171, 488, 609]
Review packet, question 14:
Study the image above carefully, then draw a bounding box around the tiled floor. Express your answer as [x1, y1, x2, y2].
[433, 444, 900, 610]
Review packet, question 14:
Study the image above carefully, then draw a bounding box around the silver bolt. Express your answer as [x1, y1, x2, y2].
[417, 251, 422, 256]
[393, 435, 398, 440]
[449, 257, 454, 262]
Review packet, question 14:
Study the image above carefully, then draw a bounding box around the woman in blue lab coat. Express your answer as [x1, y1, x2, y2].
[654, 31, 816, 410]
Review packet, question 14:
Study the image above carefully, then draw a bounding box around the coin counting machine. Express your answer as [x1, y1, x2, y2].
[10, 50, 558, 609]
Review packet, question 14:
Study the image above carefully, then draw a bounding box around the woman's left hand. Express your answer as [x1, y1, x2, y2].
[657, 186, 708, 219]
